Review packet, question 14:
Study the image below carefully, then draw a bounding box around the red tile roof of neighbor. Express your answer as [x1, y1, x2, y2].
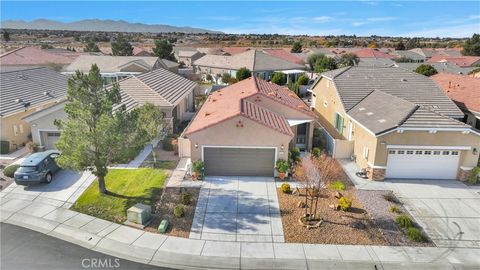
[353, 48, 396, 59]
[426, 55, 480, 67]
[0, 47, 78, 65]
[431, 73, 480, 113]
[184, 77, 313, 136]
[221, 47, 251, 55]
[263, 49, 304, 64]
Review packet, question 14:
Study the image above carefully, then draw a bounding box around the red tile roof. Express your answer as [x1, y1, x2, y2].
[353, 48, 396, 59]
[431, 73, 480, 113]
[221, 47, 251, 55]
[0, 47, 78, 66]
[263, 49, 304, 64]
[184, 77, 312, 136]
[427, 55, 480, 67]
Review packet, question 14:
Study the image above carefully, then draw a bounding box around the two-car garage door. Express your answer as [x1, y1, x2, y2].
[203, 147, 275, 176]
[386, 149, 460, 179]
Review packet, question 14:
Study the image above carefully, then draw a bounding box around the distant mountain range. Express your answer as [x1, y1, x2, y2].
[0, 19, 222, 34]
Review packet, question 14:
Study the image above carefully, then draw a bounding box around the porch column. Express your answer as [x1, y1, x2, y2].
[307, 122, 314, 151]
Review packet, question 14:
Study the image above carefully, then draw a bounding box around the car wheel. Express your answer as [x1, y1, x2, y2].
[45, 173, 52, 184]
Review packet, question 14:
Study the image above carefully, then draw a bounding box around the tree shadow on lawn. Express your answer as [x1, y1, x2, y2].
[107, 187, 163, 213]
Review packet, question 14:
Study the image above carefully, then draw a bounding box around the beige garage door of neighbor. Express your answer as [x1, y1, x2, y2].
[41, 131, 61, 150]
[203, 147, 275, 176]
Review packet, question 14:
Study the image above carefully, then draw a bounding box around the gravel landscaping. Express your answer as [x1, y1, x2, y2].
[277, 184, 388, 245]
[356, 190, 434, 247]
[146, 187, 200, 238]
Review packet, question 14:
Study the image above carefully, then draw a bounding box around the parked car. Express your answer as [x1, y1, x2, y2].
[14, 150, 61, 185]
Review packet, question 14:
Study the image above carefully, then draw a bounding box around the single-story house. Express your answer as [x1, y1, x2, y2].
[180, 77, 315, 177]
[426, 55, 480, 67]
[177, 50, 205, 67]
[431, 73, 480, 131]
[114, 68, 198, 133]
[193, 49, 305, 84]
[395, 62, 475, 75]
[262, 49, 304, 64]
[0, 46, 82, 71]
[0, 67, 67, 152]
[353, 48, 396, 59]
[389, 50, 425, 62]
[311, 66, 480, 181]
[63, 55, 179, 84]
[23, 101, 66, 150]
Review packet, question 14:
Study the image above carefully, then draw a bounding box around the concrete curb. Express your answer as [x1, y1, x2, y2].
[1, 198, 479, 269]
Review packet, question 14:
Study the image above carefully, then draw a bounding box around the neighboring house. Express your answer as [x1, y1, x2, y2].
[180, 77, 315, 177]
[193, 50, 305, 83]
[262, 49, 304, 64]
[23, 101, 66, 150]
[426, 55, 480, 67]
[0, 67, 67, 152]
[353, 48, 396, 59]
[357, 58, 396, 67]
[395, 62, 475, 75]
[389, 50, 425, 62]
[0, 46, 80, 71]
[221, 47, 251, 55]
[177, 50, 204, 67]
[132, 46, 152, 56]
[431, 73, 480, 130]
[114, 68, 198, 133]
[63, 55, 179, 83]
[311, 66, 480, 181]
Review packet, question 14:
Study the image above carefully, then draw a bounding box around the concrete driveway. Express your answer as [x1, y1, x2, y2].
[391, 179, 480, 248]
[0, 169, 95, 208]
[190, 176, 284, 242]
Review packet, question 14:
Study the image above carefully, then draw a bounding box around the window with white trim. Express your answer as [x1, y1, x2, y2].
[363, 147, 369, 159]
[13, 125, 18, 136]
[19, 124, 24, 134]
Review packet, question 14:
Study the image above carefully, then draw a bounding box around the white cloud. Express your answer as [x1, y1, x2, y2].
[367, 17, 397, 22]
[313, 16, 332, 23]
[352, 22, 366, 27]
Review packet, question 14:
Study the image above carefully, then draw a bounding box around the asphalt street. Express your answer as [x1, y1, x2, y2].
[0, 223, 174, 270]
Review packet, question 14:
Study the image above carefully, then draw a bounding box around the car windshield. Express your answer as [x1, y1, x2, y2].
[17, 166, 37, 173]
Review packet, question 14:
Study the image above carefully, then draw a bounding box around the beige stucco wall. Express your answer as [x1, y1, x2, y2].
[312, 78, 347, 137]
[377, 130, 480, 168]
[186, 115, 292, 162]
[1, 101, 58, 150]
[28, 108, 67, 146]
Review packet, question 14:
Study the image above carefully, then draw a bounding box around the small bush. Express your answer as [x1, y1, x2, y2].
[338, 197, 352, 211]
[312, 147, 321, 158]
[162, 138, 174, 151]
[330, 181, 346, 191]
[395, 214, 413, 228]
[389, 205, 402, 214]
[468, 167, 480, 185]
[173, 204, 185, 218]
[3, 164, 20, 178]
[406, 227, 426, 242]
[383, 193, 399, 204]
[26, 141, 38, 153]
[281, 183, 291, 193]
[276, 159, 289, 173]
[181, 192, 191, 205]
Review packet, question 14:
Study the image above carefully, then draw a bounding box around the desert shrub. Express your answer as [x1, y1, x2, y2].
[338, 197, 352, 211]
[406, 227, 426, 242]
[275, 159, 289, 173]
[173, 204, 185, 218]
[468, 167, 480, 185]
[389, 205, 402, 214]
[395, 214, 413, 228]
[3, 164, 20, 178]
[162, 137, 174, 151]
[312, 147, 321, 158]
[181, 192, 191, 205]
[26, 141, 39, 153]
[383, 193, 399, 204]
[281, 183, 291, 193]
[330, 180, 346, 191]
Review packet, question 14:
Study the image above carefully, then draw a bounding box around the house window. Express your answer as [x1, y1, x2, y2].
[363, 147, 369, 159]
[451, 151, 459, 155]
[13, 125, 18, 136]
[19, 124, 24, 134]
[388, 150, 396, 154]
[406, 150, 414, 155]
[333, 112, 344, 134]
[433, 151, 440, 155]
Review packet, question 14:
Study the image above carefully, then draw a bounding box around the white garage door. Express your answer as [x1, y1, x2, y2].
[386, 149, 460, 179]
[41, 132, 61, 150]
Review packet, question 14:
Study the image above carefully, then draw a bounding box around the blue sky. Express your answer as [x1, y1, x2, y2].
[1, 1, 479, 37]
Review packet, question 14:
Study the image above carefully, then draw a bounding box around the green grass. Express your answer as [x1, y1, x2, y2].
[329, 180, 346, 191]
[72, 168, 167, 223]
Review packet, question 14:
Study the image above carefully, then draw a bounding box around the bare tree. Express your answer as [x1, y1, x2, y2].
[294, 153, 343, 223]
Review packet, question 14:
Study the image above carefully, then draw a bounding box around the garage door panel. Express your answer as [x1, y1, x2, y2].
[386, 149, 459, 179]
[203, 147, 275, 176]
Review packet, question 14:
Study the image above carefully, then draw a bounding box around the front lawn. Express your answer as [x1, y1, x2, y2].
[72, 168, 167, 223]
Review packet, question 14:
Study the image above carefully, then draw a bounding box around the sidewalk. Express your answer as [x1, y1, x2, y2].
[110, 140, 158, 169]
[0, 147, 28, 161]
[1, 197, 479, 269]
